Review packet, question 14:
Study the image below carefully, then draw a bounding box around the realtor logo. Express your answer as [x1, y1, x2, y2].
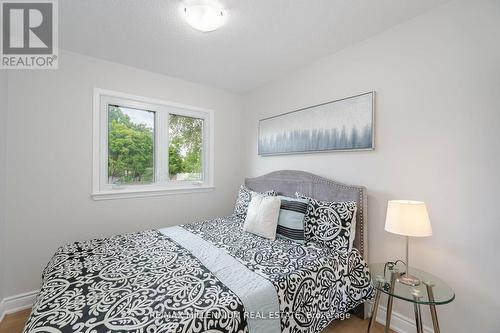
[1, 0, 58, 69]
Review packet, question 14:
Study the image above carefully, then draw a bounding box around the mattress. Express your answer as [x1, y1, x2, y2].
[24, 216, 373, 333]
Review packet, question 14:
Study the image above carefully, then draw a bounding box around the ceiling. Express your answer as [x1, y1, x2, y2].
[60, 0, 448, 92]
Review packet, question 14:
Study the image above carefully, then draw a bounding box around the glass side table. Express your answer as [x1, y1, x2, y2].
[368, 263, 455, 333]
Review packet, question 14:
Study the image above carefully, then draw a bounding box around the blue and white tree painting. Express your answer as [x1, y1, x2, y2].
[258, 92, 374, 155]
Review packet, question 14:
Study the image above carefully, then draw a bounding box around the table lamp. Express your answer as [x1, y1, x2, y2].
[384, 200, 432, 286]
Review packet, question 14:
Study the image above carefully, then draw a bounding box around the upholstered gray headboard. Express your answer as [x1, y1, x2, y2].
[245, 170, 368, 262]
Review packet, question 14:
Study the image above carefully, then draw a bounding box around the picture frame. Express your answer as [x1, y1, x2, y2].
[258, 91, 375, 156]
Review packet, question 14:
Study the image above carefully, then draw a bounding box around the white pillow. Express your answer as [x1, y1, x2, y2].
[243, 195, 281, 240]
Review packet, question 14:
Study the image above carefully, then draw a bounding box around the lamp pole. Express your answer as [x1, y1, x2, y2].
[399, 235, 421, 286]
[406, 236, 409, 276]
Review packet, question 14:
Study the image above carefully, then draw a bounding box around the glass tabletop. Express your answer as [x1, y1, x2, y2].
[369, 263, 455, 305]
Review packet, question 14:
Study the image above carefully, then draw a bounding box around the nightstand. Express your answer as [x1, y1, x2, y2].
[367, 263, 455, 333]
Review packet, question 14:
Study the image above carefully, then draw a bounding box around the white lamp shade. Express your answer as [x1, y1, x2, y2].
[384, 200, 432, 237]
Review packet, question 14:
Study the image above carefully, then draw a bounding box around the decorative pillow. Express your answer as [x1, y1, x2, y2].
[233, 185, 276, 219]
[276, 196, 309, 243]
[297, 193, 357, 252]
[243, 195, 281, 240]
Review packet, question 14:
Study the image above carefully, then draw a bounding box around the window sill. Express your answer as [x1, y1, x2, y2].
[91, 185, 215, 201]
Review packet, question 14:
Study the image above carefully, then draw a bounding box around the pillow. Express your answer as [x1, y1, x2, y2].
[233, 185, 276, 219]
[297, 193, 357, 252]
[243, 195, 281, 240]
[276, 196, 309, 243]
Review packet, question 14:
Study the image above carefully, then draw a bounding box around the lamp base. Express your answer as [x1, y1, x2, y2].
[398, 273, 421, 286]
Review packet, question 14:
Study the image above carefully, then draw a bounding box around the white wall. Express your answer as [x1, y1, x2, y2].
[4, 50, 242, 297]
[241, 1, 500, 332]
[0, 70, 7, 303]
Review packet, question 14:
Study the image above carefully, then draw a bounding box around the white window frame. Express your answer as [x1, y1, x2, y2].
[92, 88, 214, 200]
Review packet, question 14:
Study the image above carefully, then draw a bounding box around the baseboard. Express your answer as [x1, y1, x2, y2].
[0, 290, 38, 323]
[370, 302, 433, 333]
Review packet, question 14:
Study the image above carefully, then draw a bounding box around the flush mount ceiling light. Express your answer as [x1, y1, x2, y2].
[183, 4, 226, 32]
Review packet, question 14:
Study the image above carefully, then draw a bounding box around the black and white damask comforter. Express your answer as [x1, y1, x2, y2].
[24, 216, 373, 333]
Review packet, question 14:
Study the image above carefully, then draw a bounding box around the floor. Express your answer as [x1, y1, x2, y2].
[0, 309, 392, 333]
[0, 309, 31, 333]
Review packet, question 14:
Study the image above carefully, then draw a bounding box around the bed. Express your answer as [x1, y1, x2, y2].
[24, 170, 374, 333]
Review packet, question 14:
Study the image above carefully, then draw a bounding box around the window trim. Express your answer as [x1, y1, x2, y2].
[92, 88, 214, 200]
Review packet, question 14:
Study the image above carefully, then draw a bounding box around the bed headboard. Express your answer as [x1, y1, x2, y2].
[245, 170, 368, 261]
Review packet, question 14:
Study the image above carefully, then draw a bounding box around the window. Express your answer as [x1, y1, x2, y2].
[92, 89, 214, 200]
[108, 105, 155, 185]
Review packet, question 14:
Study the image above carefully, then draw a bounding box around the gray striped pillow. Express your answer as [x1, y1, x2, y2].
[276, 196, 309, 243]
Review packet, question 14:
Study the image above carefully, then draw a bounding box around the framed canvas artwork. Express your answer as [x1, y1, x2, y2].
[258, 92, 375, 156]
